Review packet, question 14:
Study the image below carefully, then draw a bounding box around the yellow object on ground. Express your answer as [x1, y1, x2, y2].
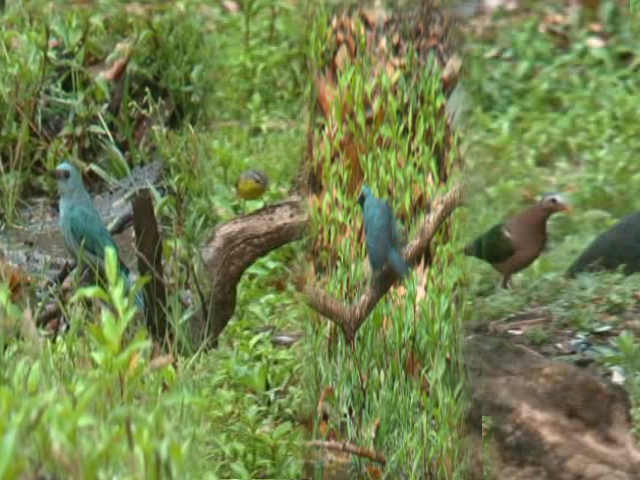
[235, 169, 269, 200]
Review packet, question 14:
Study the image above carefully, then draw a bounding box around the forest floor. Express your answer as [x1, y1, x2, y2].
[462, 0, 640, 478]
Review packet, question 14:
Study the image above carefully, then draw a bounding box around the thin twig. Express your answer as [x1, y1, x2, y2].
[108, 211, 133, 235]
[307, 440, 387, 466]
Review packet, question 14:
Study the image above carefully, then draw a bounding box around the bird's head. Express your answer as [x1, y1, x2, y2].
[540, 193, 571, 214]
[54, 161, 84, 196]
[236, 169, 269, 200]
[358, 185, 372, 209]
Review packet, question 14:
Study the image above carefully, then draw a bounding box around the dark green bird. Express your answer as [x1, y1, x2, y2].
[358, 185, 409, 278]
[567, 211, 640, 277]
[235, 169, 269, 201]
[464, 193, 570, 288]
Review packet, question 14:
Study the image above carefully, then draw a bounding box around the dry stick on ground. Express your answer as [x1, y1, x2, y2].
[307, 440, 387, 466]
[108, 211, 133, 235]
[303, 184, 464, 343]
[201, 198, 308, 348]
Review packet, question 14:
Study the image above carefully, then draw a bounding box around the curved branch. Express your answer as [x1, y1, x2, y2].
[201, 198, 308, 347]
[302, 184, 464, 342]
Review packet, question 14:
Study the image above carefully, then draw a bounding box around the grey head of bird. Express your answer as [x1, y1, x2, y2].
[539, 192, 571, 215]
[54, 161, 85, 197]
[358, 185, 373, 209]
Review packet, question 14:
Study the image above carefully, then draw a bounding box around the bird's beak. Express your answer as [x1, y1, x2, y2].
[562, 204, 572, 214]
[53, 169, 69, 180]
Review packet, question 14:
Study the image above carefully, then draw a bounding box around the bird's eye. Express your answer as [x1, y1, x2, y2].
[63, 170, 70, 179]
[550, 197, 557, 204]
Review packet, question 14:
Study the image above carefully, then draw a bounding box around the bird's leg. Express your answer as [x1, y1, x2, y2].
[77, 264, 94, 286]
[371, 270, 384, 289]
[49, 260, 76, 287]
[501, 274, 512, 289]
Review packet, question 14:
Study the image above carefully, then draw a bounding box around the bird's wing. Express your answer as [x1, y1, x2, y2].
[567, 212, 640, 276]
[67, 204, 120, 265]
[466, 223, 515, 264]
[387, 203, 406, 249]
[363, 198, 394, 268]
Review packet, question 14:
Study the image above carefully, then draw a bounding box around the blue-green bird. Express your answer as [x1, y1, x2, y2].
[54, 161, 144, 311]
[358, 185, 409, 278]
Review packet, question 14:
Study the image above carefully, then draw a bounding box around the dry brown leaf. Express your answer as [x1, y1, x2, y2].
[382, 314, 393, 333]
[314, 73, 335, 119]
[586, 36, 606, 48]
[148, 354, 174, 371]
[127, 352, 141, 377]
[222, 0, 240, 13]
[415, 257, 428, 304]
[571, 0, 601, 12]
[484, 0, 519, 12]
[371, 418, 381, 442]
[100, 56, 131, 82]
[484, 47, 504, 59]
[377, 36, 387, 54]
[543, 13, 569, 26]
[588, 23, 604, 33]
[361, 7, 388, 28]
[9, 36, 21, 50]
[334, 43, 350, 72]
[125, 2, 152, 15]
[366, 465, 383, 479]
[317, 386, 335, 415]
[20, 308, 43, 350]
[0, 259, 30, 302]
[441, 54, 462, 92]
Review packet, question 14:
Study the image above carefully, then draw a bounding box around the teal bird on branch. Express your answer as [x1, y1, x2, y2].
[358, 185, 409, 279]
[464, 193, 570, 288]
[54, 161, 144, 311]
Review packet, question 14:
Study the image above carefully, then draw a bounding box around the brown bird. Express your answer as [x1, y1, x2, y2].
[464, 193, 571, 288]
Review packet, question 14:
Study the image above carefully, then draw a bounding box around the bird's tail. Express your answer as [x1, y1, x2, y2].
[134, 290, 145, 312]
[388, 248, 410, 277]
[461, 243, 475, 257]
[121, 267, 145, 312]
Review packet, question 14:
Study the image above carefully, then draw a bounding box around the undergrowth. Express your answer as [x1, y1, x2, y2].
[1, 1, 309, 478]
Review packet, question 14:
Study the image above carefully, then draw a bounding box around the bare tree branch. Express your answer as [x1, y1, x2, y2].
[201, 198, 308, 347]
[302, 184, 464, 342]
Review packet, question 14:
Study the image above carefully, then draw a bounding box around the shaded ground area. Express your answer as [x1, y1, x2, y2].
[459, 0, 640, 477]
[466, 333, 640, 479]
[0, 161, 163, 280]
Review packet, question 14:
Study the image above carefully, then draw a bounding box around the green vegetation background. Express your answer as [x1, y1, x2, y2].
[4, 0, 639, 478]
[0, 0, 468, 478]
[464, 0, 640, 435]
[1, 1, 307, 478]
